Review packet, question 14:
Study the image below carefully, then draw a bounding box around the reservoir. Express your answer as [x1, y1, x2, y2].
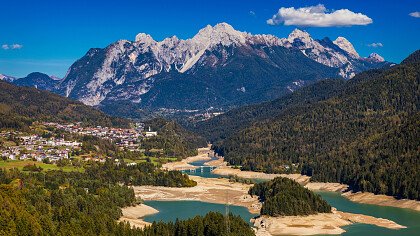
[318, 191, 420, 236]
[143, 200, 257, 224]
[153, 159, 420, 235]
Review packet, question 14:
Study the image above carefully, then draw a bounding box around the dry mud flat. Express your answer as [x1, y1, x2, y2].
[342, 191, 420, 211]
[119, 204, 159, 228]
[253, 208, 406, 236]
[122, 151, 414, 234]
[212, 165, 311, 184]
[132, 175, 261, 214]
[129, 175, 406, 235]
[212, 164, 420, 212]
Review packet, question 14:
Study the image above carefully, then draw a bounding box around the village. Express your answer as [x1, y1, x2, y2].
[0, 122, 158, 163]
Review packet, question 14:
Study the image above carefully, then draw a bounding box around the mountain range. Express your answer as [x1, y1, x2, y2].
[1, 23, 390, 118]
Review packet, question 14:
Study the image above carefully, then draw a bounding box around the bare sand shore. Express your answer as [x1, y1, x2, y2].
[342, 191, 420, 212]
[132, 175, 261, 214]
[212, 165, 311, 184]
[162, 146, 213, 171]
[305, 182, 349, 192]
[213, 165, 348, 192]
[211, 164, 420, 212]
[119, 204, 159, 228]
[203, 156, 225, 166]
[131, 175, 406, 234]
[253, 208, 406, 236]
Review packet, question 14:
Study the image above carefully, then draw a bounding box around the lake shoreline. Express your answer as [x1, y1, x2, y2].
[129, 174, 406, 235]
[342, 191, 420, 212]
[136, 148, 417, 235]
[252, 207, 406, 236]
[132, 175, 261, 214]
[119, 204, 159, 229]
[209, 159, 420, 212]
[162, 145, 213, 171]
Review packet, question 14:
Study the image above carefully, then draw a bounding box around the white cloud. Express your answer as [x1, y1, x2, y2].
[11, 44, 23, 49]
[368, 42, 383, 48]
[267, 4, 373, 27]
[249, 10, 256, 16]
[409, 12, 420, 18]
[1, 43, 23, 50]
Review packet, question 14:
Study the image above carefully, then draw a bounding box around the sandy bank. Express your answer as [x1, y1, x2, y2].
[342, 191, 420, 212]
[162, 146, 213, 171]
[128, 174, 407, 234]
[132, 175, 261, 214]
[253, 208, 405, 236]
[212, 165, 310, 185]
[203, 156, 225, 166]
[211, 164, 420, 212]
[305, 182, 349, 192]
[119, 204, 159, 228]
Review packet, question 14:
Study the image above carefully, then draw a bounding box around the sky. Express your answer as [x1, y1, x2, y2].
[1, 0, 419, 78]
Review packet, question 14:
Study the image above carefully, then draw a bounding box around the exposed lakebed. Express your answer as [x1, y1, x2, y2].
[142, 159, 420, 235]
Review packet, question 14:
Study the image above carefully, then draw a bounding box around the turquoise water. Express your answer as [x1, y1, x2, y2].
[171, 159, 420, 235]
[144, 200, 257, 224]
[317, 191, 420, 235]
[181, 158, 225, 178]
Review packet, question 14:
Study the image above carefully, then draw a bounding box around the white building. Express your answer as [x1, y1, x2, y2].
[145, 127, 157, 137]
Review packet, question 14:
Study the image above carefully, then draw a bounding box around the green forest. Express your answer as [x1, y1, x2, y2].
[249, 177, 331, 216]
[209, 51, 420, 200]
[0, 160, 256, 235]
[140, 212, 255, 236]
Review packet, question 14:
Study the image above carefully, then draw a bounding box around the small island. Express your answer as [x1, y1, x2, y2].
[249, 177, 332, 216]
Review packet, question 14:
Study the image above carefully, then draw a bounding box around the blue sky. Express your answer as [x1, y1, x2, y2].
[1, 0, 419, 77]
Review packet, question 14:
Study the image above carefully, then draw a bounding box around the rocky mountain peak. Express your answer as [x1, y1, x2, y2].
[333, 36, 360, 58]
[367, 53, 385, 62]
[135, 33, 156, 46]
[287, 29, 312, 44]
[192, 22, 247, 47]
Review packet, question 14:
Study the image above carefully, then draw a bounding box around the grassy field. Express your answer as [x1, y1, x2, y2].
[0, 160, 84, 172]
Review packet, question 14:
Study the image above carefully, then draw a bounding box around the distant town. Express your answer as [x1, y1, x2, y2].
[0, 122, 158, 163]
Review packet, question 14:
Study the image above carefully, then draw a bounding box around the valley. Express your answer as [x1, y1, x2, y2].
[1, 2, 419, 234]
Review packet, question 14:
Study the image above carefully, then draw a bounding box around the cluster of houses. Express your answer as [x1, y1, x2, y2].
[0, 122, 160, 164]
[43, 122, 158, 151]
[0, 132, 82, 162]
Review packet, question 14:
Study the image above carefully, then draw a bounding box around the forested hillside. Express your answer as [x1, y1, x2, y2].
[0, 81, 129, 129]
[249, 177, 331, 216]
[0, 161, 199, 235]
[142, 118, 208, 158]
[212, 50, 420, 200]
[141, 212, 255, 236]
[192, 79, 346, 141]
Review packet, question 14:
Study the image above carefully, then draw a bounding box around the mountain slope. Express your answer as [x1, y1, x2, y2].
[0, 81, 129, 129]
[13, 72, 60, 91]
[211, 50, 420, 200]
[192, 79, 346, 141]
[14, 23, 386, 118]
